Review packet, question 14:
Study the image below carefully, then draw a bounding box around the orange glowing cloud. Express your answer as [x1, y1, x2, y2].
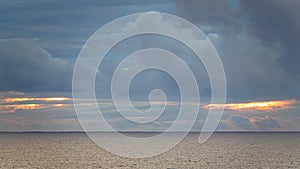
[0, 104, 47, 113]
[203, 100, 297, 112]
[4, 97, 71, 103]
[0, 97, 72, 113]
[0, 103, 71, 113]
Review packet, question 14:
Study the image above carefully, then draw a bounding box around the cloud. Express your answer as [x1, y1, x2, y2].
[203, 100, 297, 112]
[0, 91, 72, 114]
[174, 0, 300, 99]
[3, 97, 70, 103]
[175, 0, 235, 24]
[0, 38, 73, 92]
[228, 115, 280, 130]
[0, 91, 24, 99]
[242, 0, 300, 74]
[93, 11, 214, 99]
[0, 0, 175, 62]
[280, 118, 300, 131]
[0, 97, 296, 131]
[0, 103, 70, 114]
[250, 116, 280, 130]
[0, 2, 299, 132]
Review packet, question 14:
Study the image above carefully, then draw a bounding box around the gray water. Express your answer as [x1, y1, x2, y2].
[0, 133, 299, 168]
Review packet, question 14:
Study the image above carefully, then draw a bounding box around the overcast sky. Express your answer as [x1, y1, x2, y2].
[0, 0, 300, 132]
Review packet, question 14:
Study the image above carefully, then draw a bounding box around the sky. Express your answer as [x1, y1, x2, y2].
[0, 0, 300, 132]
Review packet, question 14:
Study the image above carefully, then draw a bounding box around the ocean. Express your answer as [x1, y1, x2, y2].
[0, 132, 299, 168]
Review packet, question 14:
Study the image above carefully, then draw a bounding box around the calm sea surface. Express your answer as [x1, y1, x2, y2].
[0, 133, 299, 168]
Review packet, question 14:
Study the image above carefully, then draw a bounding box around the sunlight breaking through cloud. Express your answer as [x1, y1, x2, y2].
[3, 97, 71, 103]
[0, 97, 72, 113]
[203, 100, 297, 112]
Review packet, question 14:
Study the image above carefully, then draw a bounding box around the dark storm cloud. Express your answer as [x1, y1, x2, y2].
[174, 0, 244, 35]
[175, 0, 232, 23]
[174, 0, 300, 99]
[0, 39, 72, 92]
[242, 0, 300, 74]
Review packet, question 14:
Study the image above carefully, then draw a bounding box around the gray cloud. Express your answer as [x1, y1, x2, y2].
[229, 115, 280, 131]
[242, 0, 300, 74]
[230, 116, 252, 130]
[0, 1, 299, 132]
[253, 116, 280, 130]
[174, 0, 300, 99]
[0, 39, 72, 93]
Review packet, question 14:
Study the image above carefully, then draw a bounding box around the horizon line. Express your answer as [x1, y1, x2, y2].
[0, 131, 300, 133]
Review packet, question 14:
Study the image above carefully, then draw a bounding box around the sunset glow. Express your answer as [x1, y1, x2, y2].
[0, 97, 72, 113]
[0, 104, 46, 113]
[0, 103, 70, 113]
[203, 100, 297, 111]
[4, 97, 71, 103]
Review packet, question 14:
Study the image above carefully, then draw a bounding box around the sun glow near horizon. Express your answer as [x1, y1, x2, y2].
[203, 100, 297, 112]
[3, 97, 71, 103]
[1, 96, 298, 113]
[0, 97, 72, 113]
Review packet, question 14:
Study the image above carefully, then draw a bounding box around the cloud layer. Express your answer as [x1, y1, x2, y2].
[0, 39, 73, 92]
[175, 0, 300, 99]
[0, 1, 299, 131]
[227, 115, 280, 131]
